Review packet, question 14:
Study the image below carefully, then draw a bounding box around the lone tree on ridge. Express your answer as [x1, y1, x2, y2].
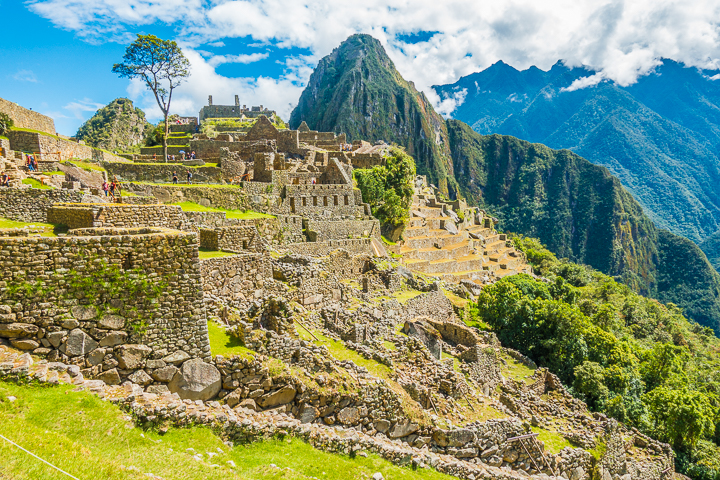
[112, 34, 190, 162]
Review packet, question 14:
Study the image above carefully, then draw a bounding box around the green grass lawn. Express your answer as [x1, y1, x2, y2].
[198, 248, 237, 259]
[0, 217, 58, 236]
[206, 321, 255, 359]
[0, 381, 454, 480]
[63, 160, 106, 172]
[42, 170, 65, 176]
[173, 202, 274, 220]
[21, 178, 53, 189]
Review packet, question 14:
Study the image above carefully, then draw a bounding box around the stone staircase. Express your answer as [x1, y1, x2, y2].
[399, 178, 531, 285]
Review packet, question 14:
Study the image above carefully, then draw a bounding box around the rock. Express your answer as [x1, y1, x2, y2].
[570, 467, 585, 480]
[128, 370, 153, 386]
[225, 389, 243, 408]
[372, 473, 384, 480]
[451, 447, 478, 458]
[98, 368, 121, 385]
[71, 306, 97, 321]
[151, 365, 178, 383]
[162, 350, 191, 365]
[99, 332, 127, 347]
[444, 221, 458, 235]
[256, 386, 296, 409]
[146, 360, 166, 369]
[46, 331, 67, 348]
[336, 407, 360, 425]
[168, 358, 221, 401]
[299, 404, 318, 424]
[403, 318, 442, 360]
[65, 329, 98, 357]
[238, 398, 257, 411]
[61, 319, 80, 330]
[98, 315, 125, 330]
[0, 323, 39, 338]
[116, 344, 152, 370]
[374, 419, 391, 433]
[481, 445, 498, 458]
[446, 428, 476, 447]
[634, 435, 648, 448]
[10, 339, 39, 350]
[388, 421, 419, 439]
[87, 349, 106, 366]
[146, 385, 170, 395]
[503, 450, 519, 463]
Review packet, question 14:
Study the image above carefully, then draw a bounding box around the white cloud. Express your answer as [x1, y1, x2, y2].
[26, 0, 720, 111]
[561, 72, 607, 92]
[207, 52, 270, 67]
[63, 99, 105, 119]
[434, 88, 468, 117]
[13, 69, 38, 83]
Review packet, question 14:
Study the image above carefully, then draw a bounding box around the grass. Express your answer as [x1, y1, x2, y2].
[199, 248, 237, 259]
[173, 202, 274, 219]
[63, 160, 106, 172]
[0, 217, 58, 236]
[10, 127, 63, 139]
[531, 426, 574, 454]
[123, 162, 218, 169]
[21, 178, 53, 189]
[207, 321, 256, 359]
[134, 182, 243, 189]
[41, 170, 64, 176]
[0, 381, 454, 480]
[442, 288, 468, 308]
[499, 351, 536, 384]
[392, 289, 424, 304]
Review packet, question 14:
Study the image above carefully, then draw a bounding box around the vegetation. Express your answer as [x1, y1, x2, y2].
[76, 98, 153, 152]
[21, 178, 52, 189]
[172, 202, 274, 219]
[0, 112, 13, 136]
[201, 116, 287, 138]
[354, 146, 415, 228]
[0, 381, 454, 480]
[473, 237, 720, 477]
[113, 34, 190, 162]
[62, 160, 106, 172]
[0, 218, 57, 236]
[206, 321, 254, 359]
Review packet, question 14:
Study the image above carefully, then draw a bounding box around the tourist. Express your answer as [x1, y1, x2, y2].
[102, 181, 109, 196]
[109, 180, 116, 199]
[26, 156, 35, 171]
[186, 170, 193, 184]
[153, 153, 157, 161]
[172, 171, 178, 184]
[0, 172, 9, 187]
[113, 177, 122, 196]
[191, 151, 196, 159]
[171, 154, 176, 162]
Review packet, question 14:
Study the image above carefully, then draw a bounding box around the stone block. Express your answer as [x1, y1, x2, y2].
[168, 358, 221, 401]
[116, 344, 152, 370]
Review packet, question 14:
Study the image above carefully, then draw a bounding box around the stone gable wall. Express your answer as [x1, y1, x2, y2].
[0, 227, 210, 380]
[306, 219, 380, 242]
[0, 188, 88, 222]
[8, 130, 94, 160]
[350, 153, 386, 169]
[0, 97, 56, 135]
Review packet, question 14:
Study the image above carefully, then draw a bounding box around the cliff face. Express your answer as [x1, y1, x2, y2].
[76, 98, 152, 152]
[291, 34, 720, 333]
[290, 34, 457, 196]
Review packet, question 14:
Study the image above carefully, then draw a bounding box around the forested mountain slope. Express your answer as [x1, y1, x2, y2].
[434, 60, 720, 245]
[290, 34, 720, 333]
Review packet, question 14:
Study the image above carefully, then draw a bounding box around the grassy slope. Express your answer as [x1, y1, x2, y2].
[0, 217, 57, 236]
[0, 382, 452, 480]
[173, 201, 274, 219]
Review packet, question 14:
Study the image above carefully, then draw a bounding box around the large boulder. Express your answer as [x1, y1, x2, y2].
[64, 329, 98, 357]
[116, 344, 152, 370]
[336, 407, 361, 425]
[403, 318, 442, 359]
[0, 323, 39, 338]
[256, 386, 296, 409]
[168, 358, 221, 401]
[388, 421, 419, 438]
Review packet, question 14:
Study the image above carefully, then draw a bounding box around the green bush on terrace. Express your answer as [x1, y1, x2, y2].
[473, 235, 720, 478]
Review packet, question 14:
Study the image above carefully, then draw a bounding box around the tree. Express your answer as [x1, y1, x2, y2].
[112, 34, 190, 162]
[0, 112, 14, 136]
[644, 386, 718, 450]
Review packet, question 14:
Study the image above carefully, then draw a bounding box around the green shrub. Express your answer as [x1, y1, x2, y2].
[0, 113, 14, 136]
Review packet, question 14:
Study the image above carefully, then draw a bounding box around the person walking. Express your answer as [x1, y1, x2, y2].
[186, 170, 193, 184]
[172, 171, 178, 184]
[102, 181, 109, 196]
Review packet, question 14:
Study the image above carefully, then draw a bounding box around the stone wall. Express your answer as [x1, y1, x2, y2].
[350, 152, 386, 169]
[285, 238, 373, 256]
[0, 227, 210, 383]
[306, 219, 380, 242]
[191, 139, 274, 162]
[201, 254, 273, 305]
[284, 184, 361, 217]
[0, 188, 88, 222]
[47, 203, 189, 230]
[7, 130, 93, 160]
[104, 162, 223, 183]
[0, 97, 56, 135]
[124, 184, 253, 211]
[199, 225, 264, 253]
[403, 290, 456, 322]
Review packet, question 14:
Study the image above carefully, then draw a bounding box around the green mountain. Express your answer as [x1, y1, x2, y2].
[433, 60, 720, 245]
[291, 34, 720, 333]
[289, 34, 458, 196]
[76, 98, 152, 152]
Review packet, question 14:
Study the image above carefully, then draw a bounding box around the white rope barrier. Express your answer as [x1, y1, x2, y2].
[0, 434, 81, 479]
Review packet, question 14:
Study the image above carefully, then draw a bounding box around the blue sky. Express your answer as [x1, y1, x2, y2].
[3, 0, 720, 136]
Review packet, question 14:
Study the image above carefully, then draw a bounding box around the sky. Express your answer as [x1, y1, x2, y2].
[2, 0, 720, 136]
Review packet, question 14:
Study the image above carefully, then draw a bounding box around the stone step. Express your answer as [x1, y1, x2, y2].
[404, 231, 467, 250]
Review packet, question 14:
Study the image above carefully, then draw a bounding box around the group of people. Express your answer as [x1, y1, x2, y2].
[340, 143, 353, 152]
[25, 154, 38, 171]
[171, 170, 194, 184]
[150, 151, 197, 162]
[101, 178, 122, 200]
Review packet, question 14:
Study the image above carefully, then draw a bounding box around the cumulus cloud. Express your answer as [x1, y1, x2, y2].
[207, 52, 269, 67]
[13, 69, 38, 83]
[26, 0, 720, 113]
[435, 88, 468, 117]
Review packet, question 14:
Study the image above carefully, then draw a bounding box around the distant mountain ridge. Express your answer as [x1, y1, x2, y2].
[434, 60, 720, 245]
[291, 34, 720, 333]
